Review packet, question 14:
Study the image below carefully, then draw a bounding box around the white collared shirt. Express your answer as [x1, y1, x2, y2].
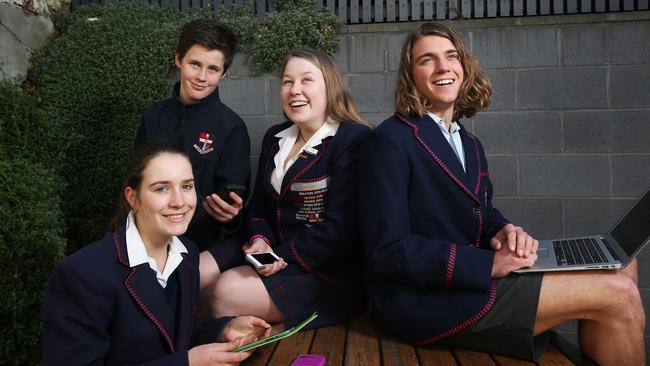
[125, 211, 188, 288]
[270, 119, 340, 194]
[427, 112, 466, 172]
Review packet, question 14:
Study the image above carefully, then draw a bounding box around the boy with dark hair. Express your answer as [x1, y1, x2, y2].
[135, 19, 251, 291]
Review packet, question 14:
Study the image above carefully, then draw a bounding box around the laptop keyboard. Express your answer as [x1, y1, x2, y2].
[553, 238, 608, 266]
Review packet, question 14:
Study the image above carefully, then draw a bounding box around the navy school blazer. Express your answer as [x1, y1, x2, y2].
[246, 121, 371, 294]
[358, 113, 509, 344]
[42, 222, 231, 366]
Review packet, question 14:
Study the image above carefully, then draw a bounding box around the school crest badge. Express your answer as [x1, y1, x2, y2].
[193, 132, 214, 154]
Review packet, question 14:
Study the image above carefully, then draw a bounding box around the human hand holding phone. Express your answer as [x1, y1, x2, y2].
[243, 238, 272, 254]
[245, 251, 287, 277]
[203, 190, 243, 223]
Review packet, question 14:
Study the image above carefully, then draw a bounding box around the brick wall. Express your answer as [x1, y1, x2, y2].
[219, 11, 650, 345]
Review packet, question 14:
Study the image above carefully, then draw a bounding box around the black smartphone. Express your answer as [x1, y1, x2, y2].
[215, 184, 248, 204]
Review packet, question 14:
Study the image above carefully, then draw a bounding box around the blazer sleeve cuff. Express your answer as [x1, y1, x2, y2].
[446, 245, 494, 290]
[191, 316, 235, 345]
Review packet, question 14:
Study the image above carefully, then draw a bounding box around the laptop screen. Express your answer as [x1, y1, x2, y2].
[610, 188, 650, 256]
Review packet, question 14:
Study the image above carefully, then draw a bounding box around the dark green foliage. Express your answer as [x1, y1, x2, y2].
[29, 4, 194, 251]
[0, 79, 67, 366]
[251, 1, 341, 73]
[0, 158, 66, 365]
[0, 81, 70, 166]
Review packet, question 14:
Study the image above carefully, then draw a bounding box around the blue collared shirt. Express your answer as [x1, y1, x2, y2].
[427, 112, 466, 172]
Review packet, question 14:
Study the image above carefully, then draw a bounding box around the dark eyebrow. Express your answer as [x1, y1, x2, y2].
[148, 178, 194, 187]
[149, 180, 171, 187]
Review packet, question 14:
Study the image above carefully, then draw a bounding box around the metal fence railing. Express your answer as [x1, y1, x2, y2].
[73, 0, 650, 23]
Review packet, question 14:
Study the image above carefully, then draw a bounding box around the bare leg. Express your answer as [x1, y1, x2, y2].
[199, 251, 221, 315]
[621, 258, 639, 285]
[534, 270, 645, 365]
[211, 265, 285, 324]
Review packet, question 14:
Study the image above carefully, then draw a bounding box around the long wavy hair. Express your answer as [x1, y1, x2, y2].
[281, 48, 369, 127]
[394, 22, 491, 120]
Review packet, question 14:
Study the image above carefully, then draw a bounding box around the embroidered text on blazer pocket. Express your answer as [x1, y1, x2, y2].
[290, 176, 330, 223]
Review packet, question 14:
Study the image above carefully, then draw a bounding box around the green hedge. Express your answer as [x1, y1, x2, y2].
[28, 4, 192, 251]
[0, 81, 67, 364]
[0, 157, 66, 365]
[251, 0, 340, 72]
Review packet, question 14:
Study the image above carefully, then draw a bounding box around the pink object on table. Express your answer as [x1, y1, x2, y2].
[290, 354, 327, 366]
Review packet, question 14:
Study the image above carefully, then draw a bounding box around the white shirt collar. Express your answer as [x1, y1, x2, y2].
[271, 119, 340, 194]
[125, 211, 188, 288]
[427, 112, 460, 134]
[274, 118, 339, 143]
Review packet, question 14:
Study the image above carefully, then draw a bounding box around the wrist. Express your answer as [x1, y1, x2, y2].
[248, 235, 271, 247]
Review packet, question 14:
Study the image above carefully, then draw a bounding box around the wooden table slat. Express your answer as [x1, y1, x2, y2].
[381, 335, 419, 366]
[310, 323, 347, 366]
[242, 342, 277, 366]
[539, 344, 576, 366]
[242, 313, 576, 366]
[454, 349, 498, 366]
[344, 313, 381, 366]
[493, 354, 536, 366]
[415, 345, 457, 366]
[267, 329, 315, 365]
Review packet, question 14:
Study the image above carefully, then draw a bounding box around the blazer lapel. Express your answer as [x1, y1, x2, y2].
[395, 113, 480, 206]
[279, 139, 331, 200]
[459, 126, 482, 197]
[113, 229, 176, 353]
[174, 253, 194, 351]
[264, 141, 281, 198]
[420, 117, 469, 185]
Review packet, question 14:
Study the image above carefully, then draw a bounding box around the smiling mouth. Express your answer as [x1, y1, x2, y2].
[433, 79, 455, 86]
[289, 101, 308, 108]
[190, 82, 206, 90]
[164, 212, 189, 222]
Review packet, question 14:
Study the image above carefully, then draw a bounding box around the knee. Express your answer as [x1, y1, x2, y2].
[621, 259, 639, 285]
[211, 271, 243, 316]
[602, 275, 645, 329]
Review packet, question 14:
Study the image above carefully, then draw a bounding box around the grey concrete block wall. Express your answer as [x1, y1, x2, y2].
[219, 12, 650, 348]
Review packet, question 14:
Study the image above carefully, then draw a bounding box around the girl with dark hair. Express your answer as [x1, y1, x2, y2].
[202, 48, 369, 330]
[42, 143, 270, 366]
[358, 22, 644, 364]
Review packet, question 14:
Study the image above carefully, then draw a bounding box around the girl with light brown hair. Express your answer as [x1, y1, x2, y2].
[203, 48, 370, 331]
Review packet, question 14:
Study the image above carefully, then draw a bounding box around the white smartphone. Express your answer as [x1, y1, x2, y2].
[245, 251, 280, 268]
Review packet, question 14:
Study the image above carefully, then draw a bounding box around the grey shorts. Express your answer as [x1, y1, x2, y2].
[437, 272, 549, 362]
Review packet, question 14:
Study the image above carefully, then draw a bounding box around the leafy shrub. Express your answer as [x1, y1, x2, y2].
[0, 158, 66, 365]
[251, 0, 341, 72]
[0, 81, 70, 166]
[28, 4, 196, 251]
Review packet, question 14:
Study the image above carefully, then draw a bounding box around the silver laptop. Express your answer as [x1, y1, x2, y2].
[516, 186, 650, 273]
